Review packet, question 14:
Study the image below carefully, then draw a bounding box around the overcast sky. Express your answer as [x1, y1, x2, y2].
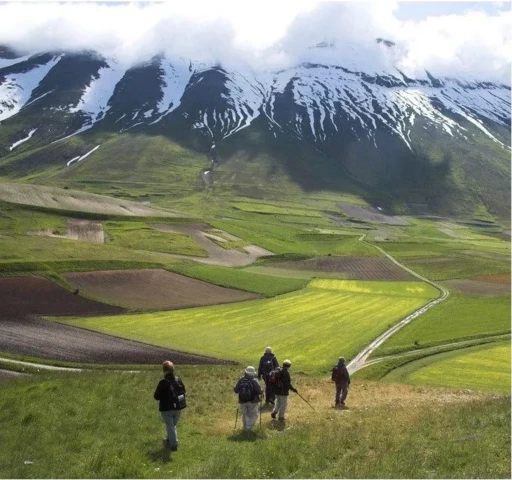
[0, 1, 510, 83]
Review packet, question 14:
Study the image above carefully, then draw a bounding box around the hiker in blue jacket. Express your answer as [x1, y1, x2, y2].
[234, 366, 262, 432]
[331, 356, 350, 408]
[258, 346, 279, 405]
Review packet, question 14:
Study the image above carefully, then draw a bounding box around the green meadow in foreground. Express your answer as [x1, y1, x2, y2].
[375, 295, 511, 356]
[382, 341, 511, 393]
[0, 368, 509, 479]
[58, 280, 439, 372]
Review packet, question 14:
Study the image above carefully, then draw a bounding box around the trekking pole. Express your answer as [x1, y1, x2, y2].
[259, 400, 262, 430]
[234, 407, 239, 431]
[296, 391, 316, 411]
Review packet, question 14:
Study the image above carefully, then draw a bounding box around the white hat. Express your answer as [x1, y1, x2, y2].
[245, 366, 257, 377]
[283, 359, 292, 367]
[265, 346, 272, 353]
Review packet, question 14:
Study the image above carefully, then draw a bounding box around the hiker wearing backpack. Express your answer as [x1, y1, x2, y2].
[233, 365, 263, 432]
[270, 359, 297, 421]
[154, 361, 187, 451]
[331, 356, 351, 408]
[257, 346, 279, 405]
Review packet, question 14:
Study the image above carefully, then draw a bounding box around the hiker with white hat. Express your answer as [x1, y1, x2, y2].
[233, 366, 263, 432]
[257, 346, 279, 405]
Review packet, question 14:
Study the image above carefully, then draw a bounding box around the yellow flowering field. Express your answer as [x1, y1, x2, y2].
[59, 280, 439, 372]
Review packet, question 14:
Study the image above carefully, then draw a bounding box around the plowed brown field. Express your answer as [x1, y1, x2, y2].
[63, 269, 258, 310]
[0, 276, 123, 316]
[270, 256, 417, 281]
[0, 276, 233, 365]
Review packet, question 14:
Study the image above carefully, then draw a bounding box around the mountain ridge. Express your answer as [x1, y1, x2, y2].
[0, 43, 510, 218]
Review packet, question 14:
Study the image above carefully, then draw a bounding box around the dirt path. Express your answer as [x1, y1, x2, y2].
[150, 223, 274, 266]
[347, 235, 450, 374]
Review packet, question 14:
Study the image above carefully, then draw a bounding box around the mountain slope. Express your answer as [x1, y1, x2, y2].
[0, 44, 509, 217]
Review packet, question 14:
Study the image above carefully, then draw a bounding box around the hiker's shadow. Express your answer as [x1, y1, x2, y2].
[228, 430, 263, 442]
[268, 419, 286, 431]
[147, 448, 172, 464]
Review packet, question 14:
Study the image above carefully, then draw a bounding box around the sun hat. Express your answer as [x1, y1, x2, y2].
[282, 359, 292, 367]
[265, 346, 272, 353]
[245, 366, 257, 377]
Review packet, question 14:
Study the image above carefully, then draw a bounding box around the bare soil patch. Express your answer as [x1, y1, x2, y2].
[63, 269, 258, 310]
[150, 223, 274, 266]
[0, 183, 176, 217]
[337, 203, 409, 225]
[0, 276, 123, 316]
[29, 219, 105, 244]
[0, 314, 231, 364]
[269, 256, 417, 281]
[473, 273, 511, 284]
[0, 276, 235, 365]
[439, 279, 511, 296]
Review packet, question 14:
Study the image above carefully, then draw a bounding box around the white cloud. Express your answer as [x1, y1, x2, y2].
[0, 1, 509, 83]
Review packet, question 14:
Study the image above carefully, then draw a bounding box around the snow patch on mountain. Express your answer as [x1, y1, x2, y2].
[265, 64, 510, 149]
[9, 128, 37, 151]
[191, 68, 266, 139]
[70, 60, 127, 124]
[0, 54, 32, 70]
[156, 58, 192, 115]
[66, 145, 100, 166]
[0, 55, 62, 121]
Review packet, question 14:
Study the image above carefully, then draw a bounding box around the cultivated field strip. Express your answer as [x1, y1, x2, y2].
[59, 280, 436, 371]
[384, 342, 511, 393]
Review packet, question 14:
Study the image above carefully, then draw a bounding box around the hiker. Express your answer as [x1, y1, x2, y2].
[331, 356, 351, 408]
[258, 346, 279, 405]
[270, 359, 297, 421]
[233, 365, 263, 432]
[154, 361, 187, 451]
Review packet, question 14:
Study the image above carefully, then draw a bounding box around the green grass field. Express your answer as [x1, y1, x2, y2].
[105, 221, 208, 257]
[375, 295, 511, 356]
[57, 280, 438, 373]
[174, 264, 309, 297]
[0, 368, 509, 479]
[382, 342, 511, 393]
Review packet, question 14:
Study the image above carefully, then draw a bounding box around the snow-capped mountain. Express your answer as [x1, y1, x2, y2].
[0, 42, 509, 215]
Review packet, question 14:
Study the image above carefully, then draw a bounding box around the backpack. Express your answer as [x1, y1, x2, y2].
[268, 367, 282, 386]
[168, 377, 187, 410]
[331, 367, 346, 383]
[261, 358, 274, 376]
[238, 377, 255, 403]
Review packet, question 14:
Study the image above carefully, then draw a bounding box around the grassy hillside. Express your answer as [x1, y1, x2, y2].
[0, 368, 509, 478]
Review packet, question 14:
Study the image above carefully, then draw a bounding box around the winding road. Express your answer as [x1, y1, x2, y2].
[347, 235, 450, 374]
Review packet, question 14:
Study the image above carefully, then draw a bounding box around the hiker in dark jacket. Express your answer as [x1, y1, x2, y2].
[331, 356, 350, 408]
[234, 366, 263, 432]
[258, 346, 279, 405]
[154, 361, 186, 451]
[270, 359, 297, 421]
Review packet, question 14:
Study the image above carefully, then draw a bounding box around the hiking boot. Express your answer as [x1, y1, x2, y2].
[278, 417, 285, 422]
[170, 444, 178, 452]
[271, 412, 277, 419]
